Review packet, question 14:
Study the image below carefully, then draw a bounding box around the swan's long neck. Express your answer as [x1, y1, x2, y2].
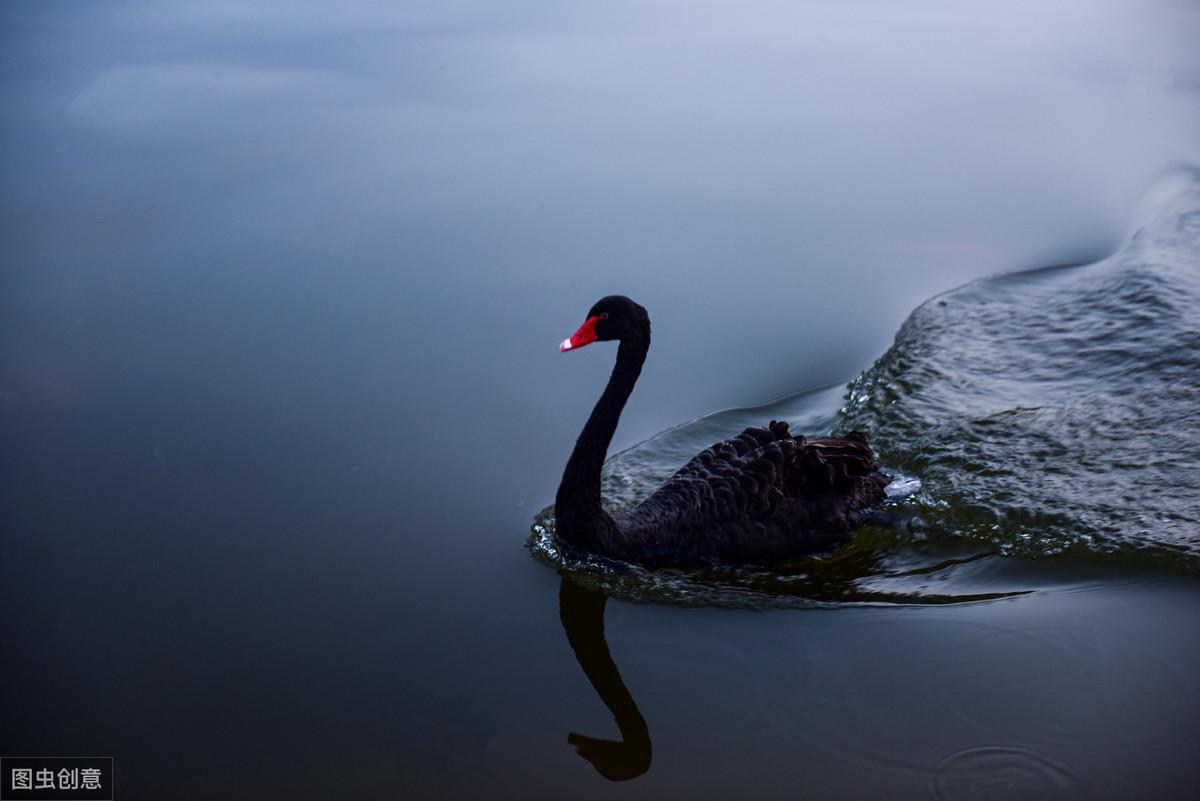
[556, 334, 649, 553]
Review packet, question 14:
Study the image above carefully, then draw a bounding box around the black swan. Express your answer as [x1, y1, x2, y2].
[555, 295, 890, 565]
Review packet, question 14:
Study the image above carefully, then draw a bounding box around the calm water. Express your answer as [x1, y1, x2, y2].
[3, 2, 1200, 799]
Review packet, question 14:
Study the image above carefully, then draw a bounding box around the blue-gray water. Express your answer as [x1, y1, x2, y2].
[3, 2, 1199, 799]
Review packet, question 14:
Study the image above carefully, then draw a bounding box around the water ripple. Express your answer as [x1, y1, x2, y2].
[840, 168, 1200, 570]
[932, 745, 1083, 801]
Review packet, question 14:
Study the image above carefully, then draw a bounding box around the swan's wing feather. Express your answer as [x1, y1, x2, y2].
[637, 422, 881, 524]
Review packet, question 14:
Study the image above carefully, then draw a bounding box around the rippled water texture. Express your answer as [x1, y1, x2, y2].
[532, 170, 1200, 603]
[842, 169, 1200, 567]
[931, 746, 1082, 801]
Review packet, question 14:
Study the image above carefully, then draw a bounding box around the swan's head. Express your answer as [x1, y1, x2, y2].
[560, 295, 650, 352]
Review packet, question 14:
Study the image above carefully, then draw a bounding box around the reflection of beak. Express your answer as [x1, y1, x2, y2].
[560, 315, 603, 352]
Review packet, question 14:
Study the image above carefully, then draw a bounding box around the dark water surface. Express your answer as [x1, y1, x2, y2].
[4, 2, 1200, 799]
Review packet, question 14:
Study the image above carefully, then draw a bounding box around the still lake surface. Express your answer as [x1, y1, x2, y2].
[3, 2, 1199, 798]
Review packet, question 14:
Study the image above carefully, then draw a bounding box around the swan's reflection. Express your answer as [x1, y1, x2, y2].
[552, 537, 1028, 783]
[558, 576, 652, 781]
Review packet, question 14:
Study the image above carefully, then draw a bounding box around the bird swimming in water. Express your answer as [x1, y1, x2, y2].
[554, 295, 890, 566]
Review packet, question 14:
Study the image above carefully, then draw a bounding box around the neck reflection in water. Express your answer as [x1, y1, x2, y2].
[558, 576, 652, 781]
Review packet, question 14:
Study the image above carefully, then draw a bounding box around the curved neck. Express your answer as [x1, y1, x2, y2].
[556, 334, 649, 549]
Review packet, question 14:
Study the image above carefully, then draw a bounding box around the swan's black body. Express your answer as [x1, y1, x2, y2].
[555, 296, 890, 566]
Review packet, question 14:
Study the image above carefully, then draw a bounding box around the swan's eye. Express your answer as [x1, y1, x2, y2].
[600, 313, 609, 320]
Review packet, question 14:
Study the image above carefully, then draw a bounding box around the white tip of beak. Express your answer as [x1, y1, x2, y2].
[559, 338, 574, 352]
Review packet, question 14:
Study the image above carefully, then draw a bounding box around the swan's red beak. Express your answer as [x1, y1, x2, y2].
[560, 315, 603, 352]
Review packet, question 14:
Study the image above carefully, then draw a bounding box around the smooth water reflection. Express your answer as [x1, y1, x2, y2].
[552, 567, 1200, 797]
[559, 577, 652, 781]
